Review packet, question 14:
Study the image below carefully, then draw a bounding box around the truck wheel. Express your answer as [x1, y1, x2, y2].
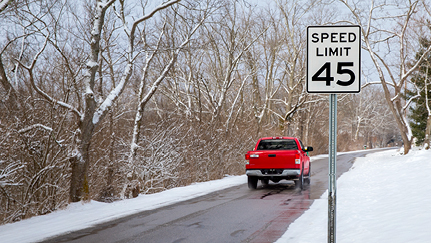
[248, 176, 258, 189]
[295, 168, 304, 190]
[304, 164, 311, 185]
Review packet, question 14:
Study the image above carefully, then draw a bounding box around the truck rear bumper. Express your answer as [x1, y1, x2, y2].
[246, 169, 300, 177]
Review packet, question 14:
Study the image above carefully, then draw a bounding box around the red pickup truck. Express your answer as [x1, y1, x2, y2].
[245, 137, 313, 190]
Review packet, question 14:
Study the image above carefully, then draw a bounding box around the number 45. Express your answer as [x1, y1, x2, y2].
[312, 62, 355, 86]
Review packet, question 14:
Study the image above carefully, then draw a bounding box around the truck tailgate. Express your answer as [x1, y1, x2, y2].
[247, 150, 299, 169]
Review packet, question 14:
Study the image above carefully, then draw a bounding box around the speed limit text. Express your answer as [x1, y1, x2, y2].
[311, 32, 357, 57]
[311, 32, 357, 43]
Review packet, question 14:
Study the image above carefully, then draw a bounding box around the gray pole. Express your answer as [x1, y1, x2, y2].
[328, 94, 337, 243]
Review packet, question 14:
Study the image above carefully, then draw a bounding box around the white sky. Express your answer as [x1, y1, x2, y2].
[1, 148, 430, 243]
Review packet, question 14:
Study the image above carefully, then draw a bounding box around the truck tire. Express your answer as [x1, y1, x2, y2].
[295, 167, 304, 190]
[304, 164, 311, 185]
[248, 176, 258, 189]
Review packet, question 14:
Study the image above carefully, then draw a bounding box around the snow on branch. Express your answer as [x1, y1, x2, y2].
[403, 94, 421, 111]
[99, 0, 117, 10]
[14, 34, 82, 118]
[0, 161, 24, 187]
[93, 1, 182, 127]
[137, 9, 207, 110]
[402, 44, 431, 81]
[92, 63, 132, 125]
[132, 0, 181, 28]
[0, 0, 10, 13]
[18, 124, 53, 134]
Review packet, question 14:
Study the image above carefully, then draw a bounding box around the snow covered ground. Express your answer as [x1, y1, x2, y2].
[0, 148, 430, 243]
[276, 147, 431, 243]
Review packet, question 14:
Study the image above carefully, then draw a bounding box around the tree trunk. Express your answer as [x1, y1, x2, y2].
[425, 115, 431, 149]
[70, 117, 95, 202]
[69, 154, 89, 202]
[0, 56, 20, 111]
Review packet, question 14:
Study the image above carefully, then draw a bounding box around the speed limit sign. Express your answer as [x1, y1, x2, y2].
[307, 25, 361, 93]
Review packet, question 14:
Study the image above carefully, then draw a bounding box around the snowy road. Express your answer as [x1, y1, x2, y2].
[40, 149, 385, 243]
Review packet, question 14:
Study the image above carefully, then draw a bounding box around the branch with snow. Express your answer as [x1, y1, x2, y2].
[18, 124, 53, 134]
[0, 0, 11, 13]
[14, 34, 82, 118]
[93, 0, 182, 127]
[0, 161, 24, 187]
[225, 74, 251, 132]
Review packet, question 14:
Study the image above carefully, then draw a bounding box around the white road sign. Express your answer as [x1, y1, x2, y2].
[307, 25, 361, 93]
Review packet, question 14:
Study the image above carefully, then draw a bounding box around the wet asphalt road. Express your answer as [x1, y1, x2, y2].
[42, 149, 394, 243]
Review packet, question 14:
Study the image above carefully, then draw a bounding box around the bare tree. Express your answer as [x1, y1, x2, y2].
[202, 2, 262, 123]
[340, 0, 431, 154]
[0, 0, 76, 222]
[69, 0, 186, 202]
[244, 0, 323, 136]
[1, 0, 182, 202]
[158, 1, 264, 126]
[126, 0, 214, 198]
[337, 87, 399, 150]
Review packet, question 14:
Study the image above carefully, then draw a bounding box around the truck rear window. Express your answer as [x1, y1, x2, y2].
[256, 139, 298, 150]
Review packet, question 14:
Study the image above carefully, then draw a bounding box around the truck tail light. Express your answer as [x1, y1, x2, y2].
[245, 153, 259, 160]
[295, 153, 300, 164]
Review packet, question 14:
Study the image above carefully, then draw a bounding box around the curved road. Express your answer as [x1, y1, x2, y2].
[43, 149, 392, 243]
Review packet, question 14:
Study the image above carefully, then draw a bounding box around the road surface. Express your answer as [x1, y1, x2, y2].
[43, 149, 391, 243]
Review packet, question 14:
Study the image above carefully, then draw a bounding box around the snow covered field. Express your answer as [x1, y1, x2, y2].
[0, 148, 430, 243]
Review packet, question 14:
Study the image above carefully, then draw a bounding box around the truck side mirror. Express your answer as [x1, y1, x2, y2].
[304, 146, 313, 152]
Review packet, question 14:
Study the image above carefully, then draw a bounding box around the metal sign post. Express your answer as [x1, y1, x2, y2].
[328, 94, 337, 243]
[306, 25, 361, 243]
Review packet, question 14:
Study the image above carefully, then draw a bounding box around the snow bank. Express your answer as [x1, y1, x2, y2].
[276, 148, 431, 243]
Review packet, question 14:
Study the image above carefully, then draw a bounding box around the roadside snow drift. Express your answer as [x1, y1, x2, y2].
[276, 148, 431, 243]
